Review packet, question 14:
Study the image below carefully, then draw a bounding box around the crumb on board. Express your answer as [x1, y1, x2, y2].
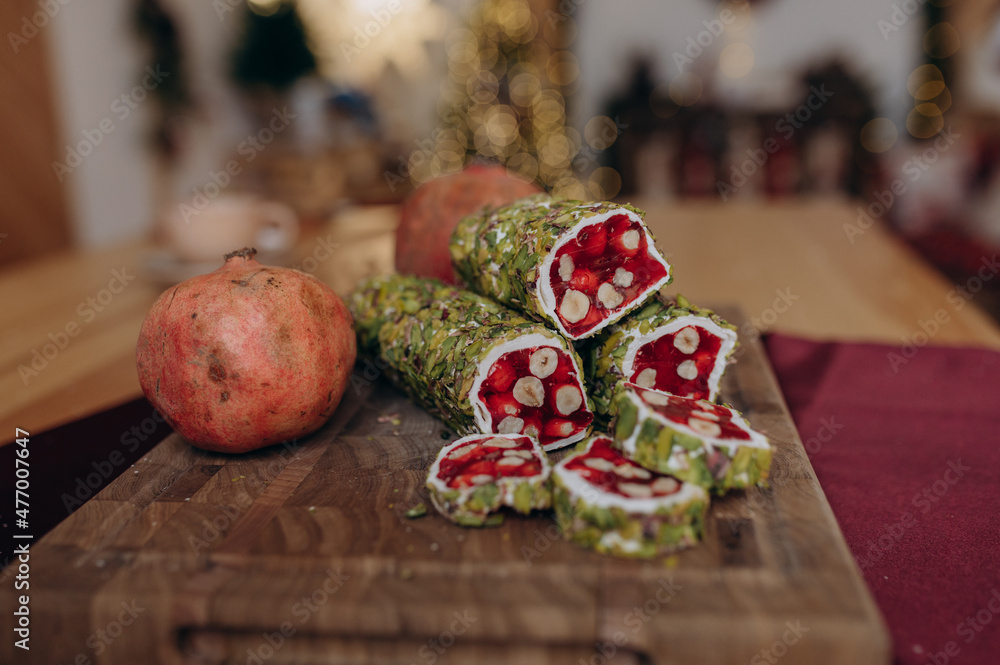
[405, 503, 428, 519]
[377, 413, 401, 426]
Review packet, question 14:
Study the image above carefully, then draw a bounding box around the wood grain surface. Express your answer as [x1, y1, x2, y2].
[0, 308, 890, 665]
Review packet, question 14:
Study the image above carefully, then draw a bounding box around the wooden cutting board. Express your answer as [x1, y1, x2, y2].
[0, 309, 890, 665]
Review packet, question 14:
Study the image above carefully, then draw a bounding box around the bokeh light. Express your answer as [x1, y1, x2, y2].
[669, 73, 703, 106]
[507, 152, 539, 181]
[860, 118, 898, 153]
[914, 80, 947, 100]
[717, 0, 752, 32]
[923, 22, 960, 59]
[907, 64, 943, 96]
[412, 0, 581, 190]
[588, 167, 622, 199]
[907, 107, 945, 139]
[546, 51, 581, 88]
[720, 43, 755, 78]
[585, 116, 620, 151]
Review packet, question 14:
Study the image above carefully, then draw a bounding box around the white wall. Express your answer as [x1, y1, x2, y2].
[47, 0, 156, 247]
[47, 0, 247, 248]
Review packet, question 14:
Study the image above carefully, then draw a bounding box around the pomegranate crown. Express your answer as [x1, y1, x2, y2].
[224, 247, 258, 262]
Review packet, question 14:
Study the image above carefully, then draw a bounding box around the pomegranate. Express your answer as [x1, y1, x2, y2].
[136, 247, 356, 453]
[395, 163, 542, 283]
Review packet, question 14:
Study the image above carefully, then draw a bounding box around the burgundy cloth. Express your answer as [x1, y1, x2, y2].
[0, 398, 171, 569]
[765, 333, 1000, 665]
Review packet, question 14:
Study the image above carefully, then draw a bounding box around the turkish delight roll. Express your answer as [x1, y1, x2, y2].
[551, 435, 708, 558]
[350, 276, 594, 450]
[611, 383, 771, 493]
[450, 195, 672, 340]
[348, 274, 452, 353]
[588, 295, 738, 416]
[426, 433, 551, 526]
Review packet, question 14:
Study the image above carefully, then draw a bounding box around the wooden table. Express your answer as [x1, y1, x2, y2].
[3, 198, 999, 441]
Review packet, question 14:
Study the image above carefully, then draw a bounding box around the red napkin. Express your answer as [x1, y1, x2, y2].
[765, 333, 1000, 665]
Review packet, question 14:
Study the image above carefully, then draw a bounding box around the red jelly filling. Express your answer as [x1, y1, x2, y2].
[547, 214, 668, 337]
[629, 324, 723, 400]
[478, 345, 593, 448]
[438, 435, 543, 489]
[633, 386, 749, 441]
[563, 437, 682, 499]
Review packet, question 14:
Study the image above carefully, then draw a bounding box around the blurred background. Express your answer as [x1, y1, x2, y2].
[2, 0, 1000, 314]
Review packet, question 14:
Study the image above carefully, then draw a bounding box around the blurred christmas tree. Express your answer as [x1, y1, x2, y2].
[410, 0, 587, 197]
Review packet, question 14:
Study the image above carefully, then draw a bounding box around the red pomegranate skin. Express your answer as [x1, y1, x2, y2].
[136, 248, 357, 453]
[395, 163, 542, 283]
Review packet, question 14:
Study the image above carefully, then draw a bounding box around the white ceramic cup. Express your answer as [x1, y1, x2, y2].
[159, 195, 299, 263]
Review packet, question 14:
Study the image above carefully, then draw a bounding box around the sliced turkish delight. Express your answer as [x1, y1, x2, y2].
[589, 295, 738, 416]
[551, 435, 707, 558]
[611, 383, 771, 492]
[426, 433, 551, 526]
